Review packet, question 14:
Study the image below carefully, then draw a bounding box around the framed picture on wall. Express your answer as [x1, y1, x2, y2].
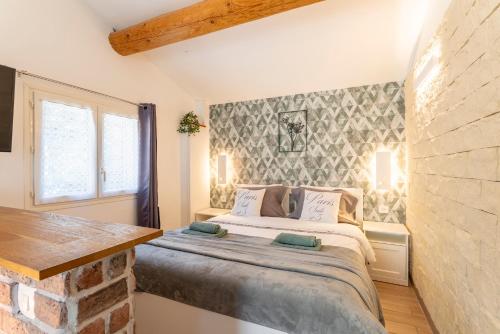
[278, 110, 307, 152]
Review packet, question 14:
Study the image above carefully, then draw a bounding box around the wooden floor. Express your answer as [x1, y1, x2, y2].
[375, 282, 434, 334]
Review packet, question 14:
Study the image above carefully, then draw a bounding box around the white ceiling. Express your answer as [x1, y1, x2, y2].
[84, 0, 431, 104]
[85, 0, 199, 30]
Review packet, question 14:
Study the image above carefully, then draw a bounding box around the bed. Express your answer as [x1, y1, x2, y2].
[134, 188, 386, 334]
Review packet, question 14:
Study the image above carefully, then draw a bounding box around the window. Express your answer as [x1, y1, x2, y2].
[32, 91, 138, 206]
[100, 112, 139, 197]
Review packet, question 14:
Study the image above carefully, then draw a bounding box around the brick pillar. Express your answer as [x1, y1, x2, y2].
[0, 249, 135, 334]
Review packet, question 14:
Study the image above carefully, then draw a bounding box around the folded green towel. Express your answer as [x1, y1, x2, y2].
[271, 238, 322, 251]
[189, 222, 221, 234]
[182, 228, 228, 238]
[271, 239, 321, 251]
[274, 233, 318, 247]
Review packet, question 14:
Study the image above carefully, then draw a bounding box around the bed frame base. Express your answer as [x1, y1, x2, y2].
[135, 292, 286, 334]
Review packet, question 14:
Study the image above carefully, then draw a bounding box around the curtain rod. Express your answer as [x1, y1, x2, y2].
[16, 70, 140, 107]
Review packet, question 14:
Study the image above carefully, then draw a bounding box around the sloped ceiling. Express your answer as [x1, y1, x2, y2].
[84, 0, 430, 104]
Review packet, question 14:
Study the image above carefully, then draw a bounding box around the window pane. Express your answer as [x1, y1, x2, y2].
[101, 113, 138, 195]
[37, 100, 97, 203]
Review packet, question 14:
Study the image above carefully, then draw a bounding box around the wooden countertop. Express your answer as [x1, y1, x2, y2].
[0, 206, 163, 280]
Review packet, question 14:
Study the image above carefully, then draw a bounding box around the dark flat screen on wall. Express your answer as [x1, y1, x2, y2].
[0, 65, 15, 152]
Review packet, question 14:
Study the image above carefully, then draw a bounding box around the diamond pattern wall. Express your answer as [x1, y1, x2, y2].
[210, 81, 406, 224]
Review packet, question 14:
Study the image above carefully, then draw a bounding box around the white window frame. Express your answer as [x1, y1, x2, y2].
[98, 107, 139, 198]
[33, 91, 98, 205]
[24, 83, 138, 211]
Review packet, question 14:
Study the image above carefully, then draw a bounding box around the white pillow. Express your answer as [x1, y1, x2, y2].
[232, 188, 266, 216]
[236, 184, 289, 213]
[299, 190, 342, 223]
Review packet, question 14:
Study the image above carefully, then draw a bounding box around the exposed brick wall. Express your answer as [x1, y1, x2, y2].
[405, 0, 499, 333]
[0, 250, 135, 334]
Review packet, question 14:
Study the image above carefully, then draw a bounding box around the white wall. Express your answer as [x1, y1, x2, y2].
[0, 0, 195, 229]
[144, 0, 429, 104]
[188, 101, 211, 222]
[405, 1, 500, 332]
[177, 99, 211, 227]
[411, 0, 453, 62]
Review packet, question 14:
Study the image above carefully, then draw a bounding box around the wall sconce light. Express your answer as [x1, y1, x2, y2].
[414, 54, 439, 89]
[217, 155, 227, 185]
[414, 42, 441, 90]
[376, 151, 391, 191]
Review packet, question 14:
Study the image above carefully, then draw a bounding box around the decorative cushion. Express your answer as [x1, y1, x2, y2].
[299, 190, 342, 223]
[335, 189, 359, 225]
[238, 185, 287, 217]
[289, 187, 359, 226]
[231, 188, 266, 216]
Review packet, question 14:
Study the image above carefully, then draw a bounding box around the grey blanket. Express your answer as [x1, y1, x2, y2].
[135, 230, 386, 334]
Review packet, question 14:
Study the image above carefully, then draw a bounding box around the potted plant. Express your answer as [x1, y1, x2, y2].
[177, 111, 205, 136]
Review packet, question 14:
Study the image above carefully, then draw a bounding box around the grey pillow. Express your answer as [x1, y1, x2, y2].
[239, 186, 287, 217]
[289, 187, 359, 226]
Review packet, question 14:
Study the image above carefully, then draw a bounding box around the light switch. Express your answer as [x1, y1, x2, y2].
[18, 284, 35, 319]
[379, 205, 389, 214]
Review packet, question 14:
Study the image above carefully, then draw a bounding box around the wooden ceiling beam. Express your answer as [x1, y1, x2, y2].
[109, 0, 324, 56]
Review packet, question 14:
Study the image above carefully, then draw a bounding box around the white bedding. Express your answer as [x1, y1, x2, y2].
[208, 214, 376, 263]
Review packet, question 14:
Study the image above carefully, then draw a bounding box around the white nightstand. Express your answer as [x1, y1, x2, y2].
[363, 221, 409, 286]
[194, 208, 231, 221]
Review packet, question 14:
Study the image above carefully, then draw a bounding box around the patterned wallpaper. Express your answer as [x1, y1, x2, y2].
[209, 82, 406, 224]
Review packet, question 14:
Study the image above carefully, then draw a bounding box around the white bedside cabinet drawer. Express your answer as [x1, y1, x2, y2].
[368, 241, 408, 286]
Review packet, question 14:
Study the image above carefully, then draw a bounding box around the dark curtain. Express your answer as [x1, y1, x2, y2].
[0, 65, 16, 152]
[137, 103, 160, 229]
